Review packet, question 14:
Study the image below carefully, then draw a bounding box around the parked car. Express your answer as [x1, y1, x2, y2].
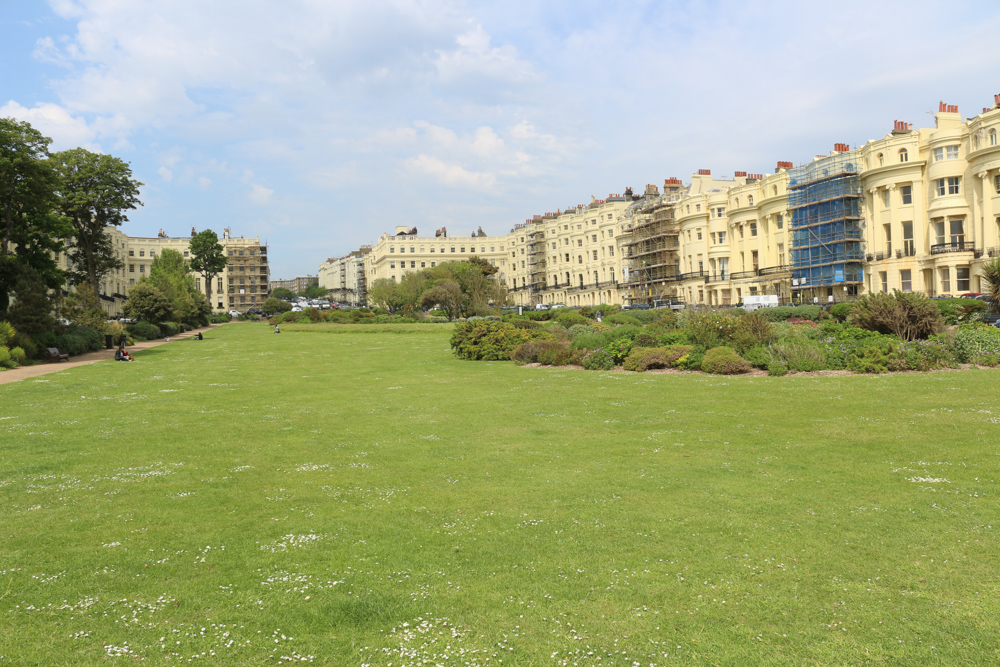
[737, 295, 780, 311]
[534, 304, 550, 311]
[228, 310, 242, 318]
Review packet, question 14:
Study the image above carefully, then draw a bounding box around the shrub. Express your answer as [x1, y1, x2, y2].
[830, 302, 853, 321]
[730, 312, 776, 353]
[0, 347, 15, 369]
[954, 325, 1000, 363]
[54, 326, 103, 356]
[510, 318, 541, 330]
[622, 347, 670, 372]
[603, 324, 642, 345]
[680, 310, 738, 349]
[210, 313, 231, 323]
[127, 321, 162, 341]
[663, 344, 694, 366]
[743, 345, 774, 369]
[0, 321, 16, 347]
[768, 362, 788, 377]
[771, 340, 827, 372]
[606, 313, 642, 326]
[701, 346, 752, 375]
[657, 330, 691, 346]
[646, 311, 678, 330]
[760, 305, 821, 322]
[850, 290, 942, 340]
[557, 311, 589, 328]
[581, 349, 615, 370]
[11, 332, 39, 360]
[567, 324, 593, 337]
[450, 321, 551, 361]
[546, 324, 572, 341]
[158, 321, 180, 336]
[511, 339, 573, 366]
[570, 333, 606, 351]
[9, 346, 27, 365]
[936, 298, 988, 325]
[633, 333, 659, 348]
[675, 347, 705, 371]
[607, 337, 633, 365]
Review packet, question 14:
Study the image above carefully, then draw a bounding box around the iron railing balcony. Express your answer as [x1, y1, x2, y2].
[931, 241, 975, 255]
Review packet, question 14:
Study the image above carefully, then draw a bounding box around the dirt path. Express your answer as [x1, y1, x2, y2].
[0, 322, 234, 386]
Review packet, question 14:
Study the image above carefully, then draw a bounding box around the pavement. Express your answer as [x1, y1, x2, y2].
[0, 322, 230, 386]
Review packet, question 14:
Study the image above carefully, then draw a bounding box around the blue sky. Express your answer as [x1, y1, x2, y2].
[3, 0, 1000, 279]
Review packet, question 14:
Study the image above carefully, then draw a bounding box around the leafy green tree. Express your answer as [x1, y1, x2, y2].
[271, 286, 295, 300]
[122, 282, 171, 323]
[50, 148, 142, 303]
[59, 287, 110, 332]
[4, 266, 55, 335]
[302, 284, 327, 299]
[981, 257, 1000, 315]
[262, 296, 291, 314]
[148, 248, 210, 325]
[0, 118, 70, 312]
[367, 278, 406, 313]
[849, 290, 941, 340]
[420, 280, 464, 320]
[188, 229, 227, 310]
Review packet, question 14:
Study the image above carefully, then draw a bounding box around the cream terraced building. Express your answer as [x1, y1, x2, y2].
[342, 93, 1000, 310]
[56, 228, 270, 317]
[318, 246, 370, 306]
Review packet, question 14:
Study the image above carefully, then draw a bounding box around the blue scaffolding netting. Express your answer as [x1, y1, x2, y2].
[788, 151, 865, 289]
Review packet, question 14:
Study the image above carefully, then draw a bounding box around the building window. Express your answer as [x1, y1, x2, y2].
[748, 195, 754, 206]
[128, 250, 134, 256]
[128, 264, 134, 273]
[776, 214, 783, 229]
[948, 177, 960, 195]
[390, 262, 395, 269]
[696, 229, 702, 240]
[988, 129, 997, 146]
[390, 247, 395, 253]
[421, 261, 425, 268]
[940, 268, 951, 294]
[882, 189, 890, 207]
[577, 255, 583, 264]
[877, 152, 884, 166]
[957, 267, 970, 292]
[592, 250, 598, 260]
[608, 246, 614, 257]
[994, 174, 1000, 194]
[738, 226, 744, 239]
[710, 232, 716, 244]
[577, 239, 582, 247]
[718, 231, 726, 243]
[934, 145, 959, 161]
[129, 279, 135, 286]
[451, 247, 456, 253]
[879, 271, 888, 293]
[410, 247, 415, 253]
[592, 234, 597, 243]
[900, 269, 912, 292]
[903, 222, 914, 256]
[139, 265, 145, 273]
[750, 222, 757, 237]
[899, 148, 908, 162]
[949, 218, 965, 245]
[139, 250, 145, 257]
[409, 261, 415, 268]
[715, 207, 725, 218]
[901, 185, 912, 205]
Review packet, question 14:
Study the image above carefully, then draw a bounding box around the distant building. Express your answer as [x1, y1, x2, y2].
[318, 246, 370, 306]
[269, 275, 317, 294]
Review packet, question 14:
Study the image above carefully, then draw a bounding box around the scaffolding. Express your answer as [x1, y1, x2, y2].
[788, 151, 864, 295]
[527, 223, 548, 301]
[623, 182, 684, 304]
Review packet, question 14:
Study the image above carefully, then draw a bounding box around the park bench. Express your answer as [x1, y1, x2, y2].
[47, 347, 70, 362]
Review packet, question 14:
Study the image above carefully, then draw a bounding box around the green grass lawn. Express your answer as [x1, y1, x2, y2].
[1, 322, 998, 665]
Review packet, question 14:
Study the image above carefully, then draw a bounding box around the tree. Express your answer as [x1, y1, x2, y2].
[262, 296, 292, 314]
[302, 284, 327, 299]
[981, 257, 1000, 315]
[5, 266, 55, 335]
[849, 290, 941, 340]
[0, 118, 70, 312]
[271, 286, 295, 300]
[149, 248, 210, 325]
[188, 229, 227, 311]
[122, 282, 171, 323]
[420, 280, 464, 320]
[50, 148, 142, 303]
[59, 287, 109, 332]
[367, 278, 406, 313]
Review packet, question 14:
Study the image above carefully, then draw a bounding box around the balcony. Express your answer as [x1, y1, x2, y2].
[931, 241, 975, 255]
[677, 270, 708, 281]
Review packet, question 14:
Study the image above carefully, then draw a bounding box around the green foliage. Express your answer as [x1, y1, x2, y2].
[8, 345, 26, 365]
[420, 280, 464, 320]
[771, 340, 827, 372]
[954, 325, 1000, 363]
[0, 345, 14, 369]
[569, 332, 605, 351]
[730, 312, 776, 354]
[301, 284, 326, 298]
[607, 337, 633, 364]
[981, 257, 1000, 314]
[701, 346, 752, 374]
[759, 305, 822, 322]
[830, 302, 853, 321]
[262, 297, 291, 314]
[188, 229, 228, 303]
[270, 287, 295, 300]
[656, 330, 691, 346]
[450, 320, 550, 361]
[556, 310, 589, 328]
[581, 348, 615, 370]
[646, 311, 678, 330]
[122, 282, 171, 323]
[5, 265, 56, 336]
[126, 321, 162, 341]
[51, 148, 141, 301]
[158, 321, 179, 337]
[662, 344, 694, 366]
[633, 332, 659, 348]
[850, 290, 941, 340]
[59, 287, 110, 333]
[511, 339, 573, 366]
[54, 325, 103, 355]
[0, 320, 15, 346]
[679, 310, 737, 349]
[768, 362, 788, 377]
[743, 345, 774, 369]
[606, 313, 642, 326]
[935, 298, 988, 325]
[675, 347, 705, 371]
[148, 248, 210, 326]
[622, 347, 670, 372]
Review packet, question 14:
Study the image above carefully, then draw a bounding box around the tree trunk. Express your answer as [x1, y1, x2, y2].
[205, 272, 213, 310]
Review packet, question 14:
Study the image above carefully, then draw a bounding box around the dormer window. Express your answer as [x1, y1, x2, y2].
[899, 148, 908, 162]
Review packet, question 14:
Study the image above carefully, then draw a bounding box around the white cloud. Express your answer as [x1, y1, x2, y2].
[405, 154, 496, 190]
[0, 100, 98, 150]
[249, 184, 273, 204]
[157, 166, 173, 182]
[198, 176, 212, 189]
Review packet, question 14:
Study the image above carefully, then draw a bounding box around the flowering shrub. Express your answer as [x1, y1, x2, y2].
[663, 344, 695, 366]
[936, 298, 988, 325]
[607, 337, 633, 364]
[450, 321, 551, 361]
[581, 349, 615, 370]
[954, 325, 1000, 363]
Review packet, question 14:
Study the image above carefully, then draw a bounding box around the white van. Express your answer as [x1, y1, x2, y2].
[738, 295, 779, 311]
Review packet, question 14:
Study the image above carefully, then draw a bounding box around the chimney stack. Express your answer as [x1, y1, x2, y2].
[697, 168, 711, 176]
[775, 160, 794, 171]
[833, 142, 850, 153]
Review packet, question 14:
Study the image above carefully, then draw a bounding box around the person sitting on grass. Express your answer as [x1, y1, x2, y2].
[115, 345, 134, 362]
[274, 324, 281, 334]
